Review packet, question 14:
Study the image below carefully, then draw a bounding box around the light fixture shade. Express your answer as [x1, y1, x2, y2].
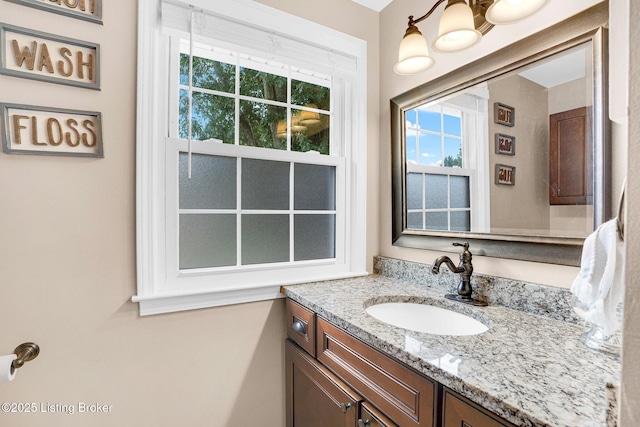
[433, 1, 482, 53]
[485, 0, 551, 25]
[300, 105, 321, 125]
[393, 26, 435, 75]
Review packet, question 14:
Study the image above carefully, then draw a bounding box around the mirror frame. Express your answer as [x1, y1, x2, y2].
[390, 3, 610, 266]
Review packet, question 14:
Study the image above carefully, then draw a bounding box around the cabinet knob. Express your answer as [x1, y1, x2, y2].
[340, 402, 351, 414]
[358, 419, 371, 427]
[292, 320, 306, 334]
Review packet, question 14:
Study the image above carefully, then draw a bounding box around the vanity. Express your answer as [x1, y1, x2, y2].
[283, 257, 619, 427]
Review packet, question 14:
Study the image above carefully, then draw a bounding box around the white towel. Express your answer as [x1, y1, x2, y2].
[571, 218, 625, 337]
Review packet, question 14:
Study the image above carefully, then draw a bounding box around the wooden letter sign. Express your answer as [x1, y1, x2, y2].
[4, 0, 103, 24]
[1, 103, 103, 157]
[0, 23, 100, 89]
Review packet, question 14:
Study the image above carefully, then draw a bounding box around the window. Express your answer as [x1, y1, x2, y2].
[134, 0, 367, 315]
[404, 89, 491, 233]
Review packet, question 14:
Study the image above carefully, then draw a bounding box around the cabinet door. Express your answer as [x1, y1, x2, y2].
[549, 106, 592, 205]
[442, 388, 515, 427]
[286, 339, 361, 427]
[359, 402, 397, 427]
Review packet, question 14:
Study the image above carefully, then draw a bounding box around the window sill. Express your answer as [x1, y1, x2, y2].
[132, 271, 369, 316]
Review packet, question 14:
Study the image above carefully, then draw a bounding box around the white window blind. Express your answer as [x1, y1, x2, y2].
[160, 1, 358, 75]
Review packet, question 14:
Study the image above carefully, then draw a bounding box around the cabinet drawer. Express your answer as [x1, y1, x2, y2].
[286, 299, 316, 356]
[317, 317, 436, 427]
[360, 402, 398, 427]
[442, 387, 515, 427]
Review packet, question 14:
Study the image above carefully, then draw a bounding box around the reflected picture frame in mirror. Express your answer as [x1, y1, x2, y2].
[390, 3, 610, 266]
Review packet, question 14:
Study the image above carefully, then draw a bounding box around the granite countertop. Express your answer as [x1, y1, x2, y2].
[283, 273, 620, 427]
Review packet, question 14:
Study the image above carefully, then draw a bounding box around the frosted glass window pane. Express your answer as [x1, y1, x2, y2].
[294, 214, 335, 261]
[425, 212, 448, 230]
[450, 176, 470, 208]
[407, 212, 424, 229]
[179, 214, 236, 269]
[406, 173, 423, 210]
[242, 159, 289, 210]
[179, 153, 236, 209]
[425, 174, 448, 209]
[242, 214, 289, 265]
[294, 164, 335, 210]
[451, 211, 470, 232]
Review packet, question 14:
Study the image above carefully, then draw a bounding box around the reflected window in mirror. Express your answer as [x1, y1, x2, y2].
[405, 87, 492, 233]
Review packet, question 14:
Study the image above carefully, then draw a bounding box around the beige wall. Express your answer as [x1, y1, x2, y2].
[0, 1, 378, 426]
[488, 75, 550, 233]
[619, 0, 640, 424]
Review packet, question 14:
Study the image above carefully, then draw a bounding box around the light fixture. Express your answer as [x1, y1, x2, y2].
[486, 0, 551, 24]
[394, 0, 551, 75]
[299, 105, 321, 126]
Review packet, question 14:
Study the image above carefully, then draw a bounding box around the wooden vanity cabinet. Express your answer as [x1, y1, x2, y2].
[285, 298, 515, 427]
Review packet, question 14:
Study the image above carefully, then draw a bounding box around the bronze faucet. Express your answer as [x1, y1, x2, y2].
[432, 242, 487, 306]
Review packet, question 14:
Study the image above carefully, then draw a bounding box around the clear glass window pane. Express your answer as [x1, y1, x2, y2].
[425, 174, 448, 209]
[406, 109, 417, 128]
[291, 110, 330, 154]
[406, 173, 423, 210]
[291, 80, 330, 111]
[239, 100, 287, 149]
[444, 137, 462, 167]
[406, 131, 418, 164]
[180, 214, 237, 269]
[450, 211, 470, 232]
[294, 164, 336, 210]
[407, 212, 424, 229]
[180, 90, 235, 143]
[179, 153, 237, 209]
[241, 158, 289, 210]
[443, 114, 461, 137]
[450, 176, 470, 208]
[240, 67, 287, 102]
[425, 212, 448, 230]
[242, 214, 289, 265]
[418, 109, 441, 132]
[419, 133, 441, 166]
[294, 214, 335, 261]
[180, 54, 235, 93]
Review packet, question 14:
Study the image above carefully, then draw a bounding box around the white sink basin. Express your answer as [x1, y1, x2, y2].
[365, 302, 488, 336]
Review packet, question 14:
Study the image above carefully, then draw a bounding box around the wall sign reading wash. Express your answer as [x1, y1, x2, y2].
[1, 103, 103, 157]
[4, 0, 103, 24]
[0, 23, 100, 89]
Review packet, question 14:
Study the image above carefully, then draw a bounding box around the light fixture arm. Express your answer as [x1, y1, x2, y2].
[407, 0, 448, 28]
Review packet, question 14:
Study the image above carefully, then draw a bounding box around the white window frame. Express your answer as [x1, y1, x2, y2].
[133, 0, 368, 315]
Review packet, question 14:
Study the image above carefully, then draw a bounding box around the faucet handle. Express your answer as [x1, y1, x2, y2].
[452, 242, 469, 251]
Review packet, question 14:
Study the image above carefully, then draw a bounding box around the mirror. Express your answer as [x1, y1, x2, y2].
[390, 5, 609, 266]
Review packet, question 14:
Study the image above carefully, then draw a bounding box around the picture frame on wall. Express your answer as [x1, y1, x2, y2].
[494, 102, 515, 127]
[495, 164, 516, 186]
[3, 0, 103, 24]
[495, 133, 516, 155]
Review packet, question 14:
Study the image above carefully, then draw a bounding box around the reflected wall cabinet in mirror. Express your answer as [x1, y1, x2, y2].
[390, 3, 610, 266]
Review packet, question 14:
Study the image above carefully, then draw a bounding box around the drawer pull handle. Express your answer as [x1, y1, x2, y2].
[340, 403, 351, 414]
[292, 320, 306, 334]
[358, 419, 371, 427]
